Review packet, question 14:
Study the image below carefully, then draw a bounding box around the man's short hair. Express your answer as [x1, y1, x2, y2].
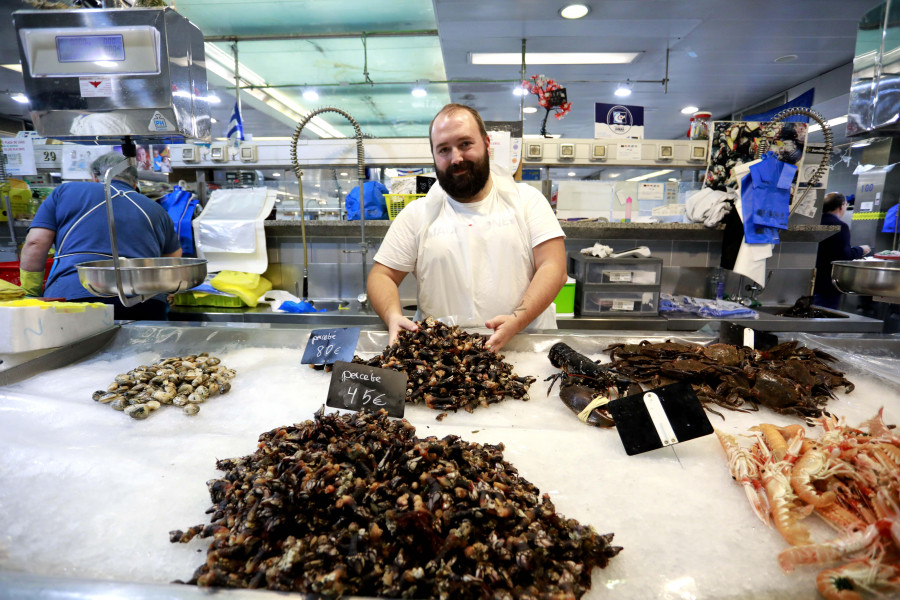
[91, 151, 138, 187]
[823, 192, 846, 213]
[428, 103, 489, 151]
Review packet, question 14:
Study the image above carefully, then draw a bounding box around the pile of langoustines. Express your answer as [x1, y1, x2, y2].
[171, 409, 622, 599]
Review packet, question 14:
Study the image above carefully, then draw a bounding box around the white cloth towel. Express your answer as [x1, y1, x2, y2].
[580, 243, 614, 258]
[685, 187, 733, 227]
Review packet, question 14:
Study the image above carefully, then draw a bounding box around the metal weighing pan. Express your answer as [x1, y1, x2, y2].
[832, 259, 900, 298]
[78, 257, 206, 297]
[75, 155, 207, 306]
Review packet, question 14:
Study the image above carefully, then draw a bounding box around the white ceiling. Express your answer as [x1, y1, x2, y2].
[0, 0, 885, 147]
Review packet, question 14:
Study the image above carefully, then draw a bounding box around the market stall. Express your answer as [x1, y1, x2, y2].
[1, 322, 897, 599]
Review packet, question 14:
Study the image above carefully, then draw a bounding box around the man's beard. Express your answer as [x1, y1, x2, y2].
[436, 151, 490, 201]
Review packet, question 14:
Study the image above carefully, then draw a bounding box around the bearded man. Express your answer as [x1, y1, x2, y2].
[367, 103, 567, 352]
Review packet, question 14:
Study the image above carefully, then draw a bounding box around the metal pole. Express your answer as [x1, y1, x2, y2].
[232, 42, 242, 119]
[0, 147, 16, 251]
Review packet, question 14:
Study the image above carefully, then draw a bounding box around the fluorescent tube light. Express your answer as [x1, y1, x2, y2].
[10, 93, 29, 104]
[626, 169, 673, 182]
[471, 52, 639, 65]
[1, 64, 22, 73]
[807, 115, 847, 134]
[523, 107, 538, 114]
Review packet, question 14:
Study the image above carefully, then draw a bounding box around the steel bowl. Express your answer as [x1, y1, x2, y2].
[77, 257, 207, 297]
[831, 260, 900, 298]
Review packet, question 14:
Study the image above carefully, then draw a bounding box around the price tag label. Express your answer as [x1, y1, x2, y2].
[326, 361, 408, 418]
[607, 270, 633, 283]
[607, 381, 713, 456]
[301, 327, 360, 366]
[611, 299, 636, 311]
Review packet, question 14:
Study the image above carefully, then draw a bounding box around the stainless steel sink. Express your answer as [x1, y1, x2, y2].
[755, 305, 849, 319]
[308, 300, 350, 312]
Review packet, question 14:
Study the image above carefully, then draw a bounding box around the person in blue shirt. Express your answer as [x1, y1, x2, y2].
[19, 151, 182, 320]
[813, 192, 870, 309]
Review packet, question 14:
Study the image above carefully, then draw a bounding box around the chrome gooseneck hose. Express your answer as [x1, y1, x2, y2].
[290, 107, 367, 304]
[756, 106, 833, 215]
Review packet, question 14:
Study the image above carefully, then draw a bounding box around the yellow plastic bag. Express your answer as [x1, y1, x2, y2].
[210, 271, 272, 307]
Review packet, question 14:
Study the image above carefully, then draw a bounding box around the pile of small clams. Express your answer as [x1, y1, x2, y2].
[171, 409, 622, 598]
[354, 317, 535, 414]
[91, 353, 235, 419]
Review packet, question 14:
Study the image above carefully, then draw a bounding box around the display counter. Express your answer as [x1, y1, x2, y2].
[1, 322, 898, 600]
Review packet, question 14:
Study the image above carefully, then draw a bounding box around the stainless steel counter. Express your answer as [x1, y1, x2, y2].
[168, 303, 883, 334]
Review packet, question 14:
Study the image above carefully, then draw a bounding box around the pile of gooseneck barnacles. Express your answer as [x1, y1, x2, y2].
[171, 409, 621, 599]
[354, 317, 536, 413]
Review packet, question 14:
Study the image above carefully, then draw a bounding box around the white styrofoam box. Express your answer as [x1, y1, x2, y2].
[0, 302, 114, 353]
[192, 188, 277, 274]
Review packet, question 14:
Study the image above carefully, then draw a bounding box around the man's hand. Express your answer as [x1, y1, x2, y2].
[861, 244, 872, 256]
[484, 314, 525, 353]
[387, 314, 418, 345]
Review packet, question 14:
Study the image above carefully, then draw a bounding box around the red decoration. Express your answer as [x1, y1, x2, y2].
[522, 75, 573, 137]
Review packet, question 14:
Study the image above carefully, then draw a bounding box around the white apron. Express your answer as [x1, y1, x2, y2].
[413, 166, 557, 330]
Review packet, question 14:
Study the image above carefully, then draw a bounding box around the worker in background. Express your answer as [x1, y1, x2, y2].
[367, 103, 567, 352]
[813, 192, 871, 309]
[19, 151, 182, 320]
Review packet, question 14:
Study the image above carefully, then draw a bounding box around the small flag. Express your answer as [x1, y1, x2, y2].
[226, 101, 244, 146]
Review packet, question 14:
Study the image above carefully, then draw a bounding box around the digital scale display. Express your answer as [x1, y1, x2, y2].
[56, 35, 125, 63]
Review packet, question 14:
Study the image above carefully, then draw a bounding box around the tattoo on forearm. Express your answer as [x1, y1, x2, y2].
[512, 303, 526, 317]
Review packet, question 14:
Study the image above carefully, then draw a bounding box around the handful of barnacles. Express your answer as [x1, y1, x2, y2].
[91, 353, 236, 419]
[354, 317, 536, 414]
[171, 409, 622, 597]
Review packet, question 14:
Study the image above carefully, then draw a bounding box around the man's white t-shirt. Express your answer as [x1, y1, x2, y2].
[374, 173, 565, 329]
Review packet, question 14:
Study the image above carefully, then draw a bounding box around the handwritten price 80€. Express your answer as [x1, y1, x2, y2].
[316, 343, 341, 359]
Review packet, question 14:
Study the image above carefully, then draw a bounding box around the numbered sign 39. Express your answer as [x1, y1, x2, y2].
[301, 327, 360, 366]
[326, 361, 408, 418]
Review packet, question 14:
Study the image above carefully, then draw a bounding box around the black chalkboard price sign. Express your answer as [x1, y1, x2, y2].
[301, 327, 361, 366]
[326, 360, 408, 418]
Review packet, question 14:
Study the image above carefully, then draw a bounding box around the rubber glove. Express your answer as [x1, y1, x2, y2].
[19, 269, 44, 297]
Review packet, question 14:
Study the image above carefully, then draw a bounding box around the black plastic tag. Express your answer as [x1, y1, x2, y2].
[719, 321, 778, 350]
[326, 361, 408, 418]
[301, 327, 361, 366]
[607, 381, 713, 456]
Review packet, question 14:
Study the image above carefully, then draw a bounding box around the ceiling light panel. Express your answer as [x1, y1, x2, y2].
[176, 1, 450, 139]
[560, 4, 590, 19]
[470, 52, 639, 65]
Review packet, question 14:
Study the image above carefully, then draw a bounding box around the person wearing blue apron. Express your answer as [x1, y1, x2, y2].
[813, 192, 870, 309]
[19, 151, 182, 320]
[368, 103, 567, 352]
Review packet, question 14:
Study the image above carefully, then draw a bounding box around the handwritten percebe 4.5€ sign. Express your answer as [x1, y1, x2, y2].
[326, 361, 408, 418]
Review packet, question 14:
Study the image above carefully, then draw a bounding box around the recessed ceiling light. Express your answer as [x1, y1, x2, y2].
[10, 93, 29, 104]
[411, 86, 427, 98]
[668, 178, 678, 182]
[210, 117, 217, 124]
[513, 87, 527, 96]
[774, 54, 798, 63]
[471, 52, 639, 65]
[1, 64, 22, 73]
[303, 89, 319, 102]
[523, 106, 538, 114]
[608, 173, 620, 178]
[614, 82, 632, 97]
[568, 171, 577, 176]
[272, 172, 281, 177]
[560, 4, 590, 19]
[340, 172, 349, 177]
[681, 106, 699, 115]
